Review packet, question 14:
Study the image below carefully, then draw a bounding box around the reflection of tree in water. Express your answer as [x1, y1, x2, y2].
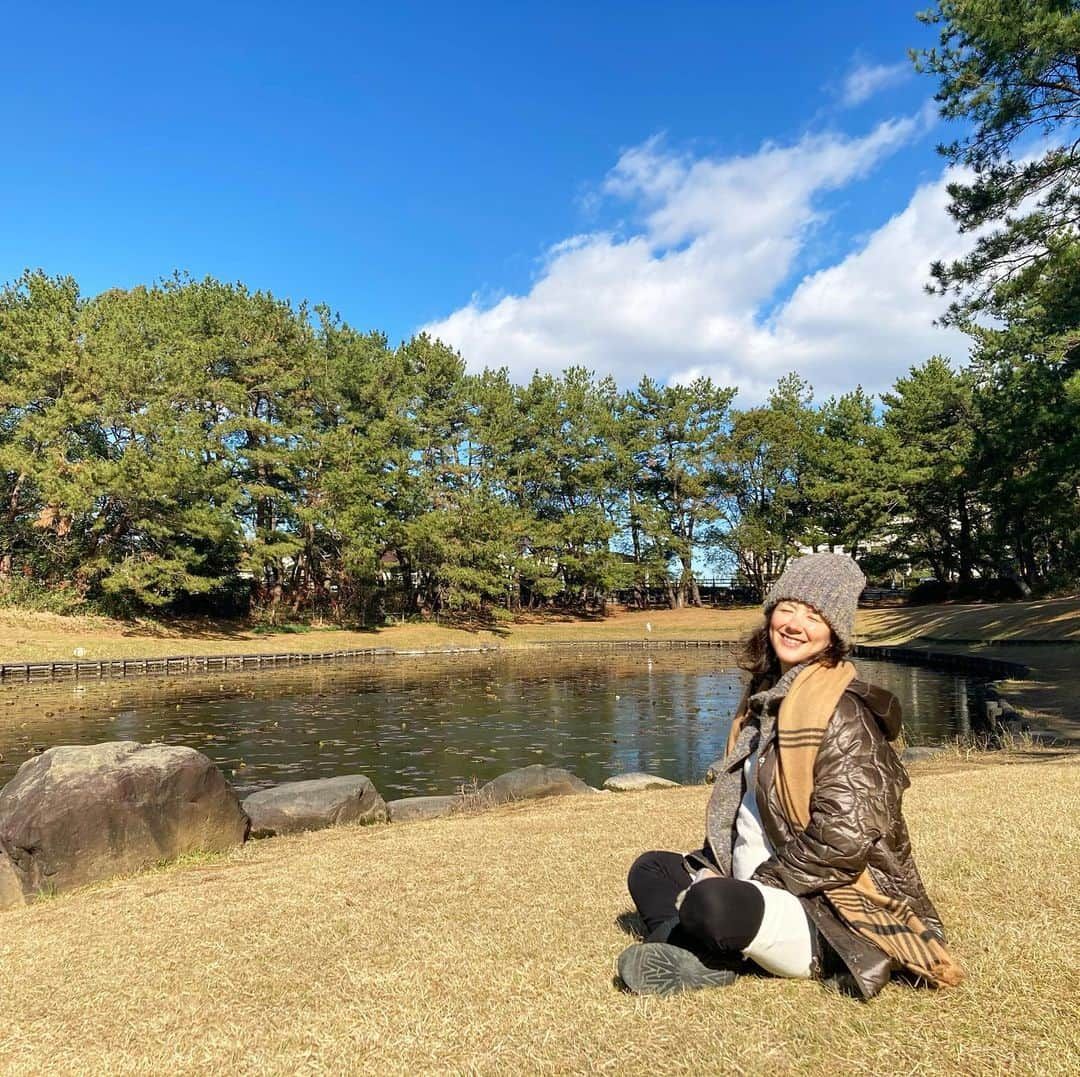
[856, 659, 980, 741]
[0, 652, 984, 797]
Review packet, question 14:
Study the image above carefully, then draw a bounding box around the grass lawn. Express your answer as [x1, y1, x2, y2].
[0, 605, 761, 663]
[0, 602, 1076, 1070]
[0, 755, 1076, 1074]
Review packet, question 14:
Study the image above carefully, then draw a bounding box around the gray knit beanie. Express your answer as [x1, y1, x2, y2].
[763, 552, 866, 647]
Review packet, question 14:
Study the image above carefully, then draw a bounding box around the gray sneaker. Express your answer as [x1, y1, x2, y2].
[617, 942, 738, 997]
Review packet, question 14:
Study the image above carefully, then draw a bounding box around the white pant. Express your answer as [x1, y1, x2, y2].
[741, 881, 813, 978]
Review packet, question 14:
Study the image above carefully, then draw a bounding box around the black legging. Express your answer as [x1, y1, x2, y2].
[628, 850, 765, 954]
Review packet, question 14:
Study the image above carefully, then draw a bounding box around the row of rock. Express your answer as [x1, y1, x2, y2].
[0, 741, 680, 910]
[983, 687, 1058, 746]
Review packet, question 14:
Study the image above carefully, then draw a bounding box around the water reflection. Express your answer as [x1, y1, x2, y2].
[0, 651, 986, 797]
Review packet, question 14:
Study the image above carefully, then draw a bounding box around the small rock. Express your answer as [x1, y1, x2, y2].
[242, 775, 387, 838]
[603, 772, 680, 792]
[901, 746, 946, 764]
[478, 764, 592, 806]
[387, 795, 462, 823]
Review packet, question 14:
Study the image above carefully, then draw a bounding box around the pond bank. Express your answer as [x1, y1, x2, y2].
[0, 754, 1075, 1073]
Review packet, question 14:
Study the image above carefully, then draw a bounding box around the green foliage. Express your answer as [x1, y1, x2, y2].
[965, 293, 1080, 584]
[0, 575, 92, 615]
[912, 0, 1080, 589]
[2, 244, 1077, 616]
[713, 374, 816, 597]
[882, 358, 981, 581]
[622, 376, 736, 606]
[915, 0, 1080, 319]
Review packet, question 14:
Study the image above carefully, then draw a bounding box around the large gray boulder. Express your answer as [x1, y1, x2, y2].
[478, 764, 593, 806]
[242, 775, 387, 838]
[603, 772, 680, 792]
[0, 741, 248, 903]
[387, 794, 461, 823]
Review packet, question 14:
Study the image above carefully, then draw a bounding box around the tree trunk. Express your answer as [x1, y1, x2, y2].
[665, 578, 679, 609]
[680, 555, 701, 607]
[957, 494, 973, 583]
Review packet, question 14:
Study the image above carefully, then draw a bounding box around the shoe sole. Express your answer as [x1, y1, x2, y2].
[617, 942, 737, 997]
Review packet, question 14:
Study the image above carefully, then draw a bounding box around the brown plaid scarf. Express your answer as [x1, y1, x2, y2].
[730, 661, 963, 989]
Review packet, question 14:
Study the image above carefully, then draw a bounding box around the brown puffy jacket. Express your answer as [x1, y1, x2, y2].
[706, 678, 946, 999]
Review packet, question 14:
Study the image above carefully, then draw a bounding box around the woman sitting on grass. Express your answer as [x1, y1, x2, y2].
[618, 552, 963, 1000]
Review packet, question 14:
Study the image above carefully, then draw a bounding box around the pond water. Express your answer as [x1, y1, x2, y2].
[0, 649, 988, 798]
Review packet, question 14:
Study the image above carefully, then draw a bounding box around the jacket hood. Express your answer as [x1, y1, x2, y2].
[845, 679, 902, 740]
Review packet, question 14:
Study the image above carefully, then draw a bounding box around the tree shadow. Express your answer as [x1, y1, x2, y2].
[512, 608, 612, 626]
[424, 611, 512, 636]
[119, 617, 254, 641]
[859, 595, 1080, 645]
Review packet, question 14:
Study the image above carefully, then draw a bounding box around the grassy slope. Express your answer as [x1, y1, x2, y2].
[0, 606, 759, 663]
[0, 757, 1076, 1075]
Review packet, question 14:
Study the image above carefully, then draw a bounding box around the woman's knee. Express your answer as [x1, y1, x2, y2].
[627, 850, 684, 895]
[679, 878, 765, 953]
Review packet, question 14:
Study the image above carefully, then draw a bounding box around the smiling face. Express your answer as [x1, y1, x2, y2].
[768, 600, 835, 672]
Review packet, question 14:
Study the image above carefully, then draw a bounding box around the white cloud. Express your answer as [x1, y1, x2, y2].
[668, 177, 973, 400]
[423, 116, 973, 404]
[841, 61, 910, 107]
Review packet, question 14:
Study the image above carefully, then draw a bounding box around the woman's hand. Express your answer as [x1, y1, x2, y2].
[674, 866, 723, 911]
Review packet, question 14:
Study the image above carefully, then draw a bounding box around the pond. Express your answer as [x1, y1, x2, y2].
[0, 649, 989, 798]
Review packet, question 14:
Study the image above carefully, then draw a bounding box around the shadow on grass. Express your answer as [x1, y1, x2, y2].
[108, 602, 686, 645]
[615, 909, 646, 940]
[412, 606, 617, 636]
[118, 617, 383, 642]
[418, 611, 512, 637]
[120, 617, 254, 641]
[860, 595, 1080, 644]
[992, 746, 1079, 761]
[513, 609, 612, 625]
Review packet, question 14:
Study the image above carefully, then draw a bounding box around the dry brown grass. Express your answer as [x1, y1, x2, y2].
[0, 606, 764, 664]
[0, 757, 1076, 1075]
[857, 594, 1080, 644]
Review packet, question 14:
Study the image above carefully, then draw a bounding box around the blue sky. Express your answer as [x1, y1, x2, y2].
[3, 2, 969, 400]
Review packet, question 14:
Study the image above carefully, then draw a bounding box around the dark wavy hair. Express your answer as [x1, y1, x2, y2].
[737, 612, 850, 691]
